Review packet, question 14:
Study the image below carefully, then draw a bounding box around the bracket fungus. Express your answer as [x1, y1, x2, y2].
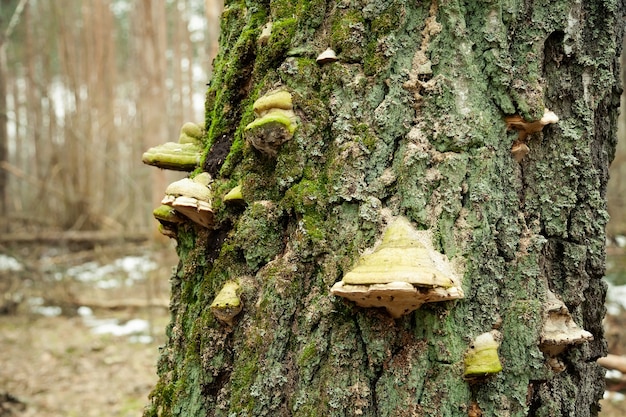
[257, 22, 272, 45]
[161, 172, 214, 228]
[463, 330, 503, 379]
[330, 217, 464, 318]
[152, 204, 185, 238]
[142, 122, 204, 171]
[223, 185, 244, 204]
[505, 108, 558, 162]
[245, 90, 298, 156]
[539, 291, 593, 356]
[178, 122, 204, 145]
[210, 281, 243, 326]
[316, 48, 338, 64]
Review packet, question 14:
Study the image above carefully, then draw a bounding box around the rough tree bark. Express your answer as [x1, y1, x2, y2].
[144, 1, 624, 416]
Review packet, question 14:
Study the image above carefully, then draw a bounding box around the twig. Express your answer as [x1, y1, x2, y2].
[598, 354, 626, 374]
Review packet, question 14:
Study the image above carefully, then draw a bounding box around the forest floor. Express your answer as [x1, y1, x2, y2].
[0, 240, 176, 417]
[0, 239, 625, 416]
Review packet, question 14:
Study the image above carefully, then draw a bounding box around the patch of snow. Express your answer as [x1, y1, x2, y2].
[606, 282, 626, 315]
[606, 369, 623, 379]
[0, 254, 24, 271]
[129, 334, 153, 344]
[604, 391, 625, 402]
[62, 255, 158, 288]
[87, 317, 150, 337]
[28, 297, 62, 317]
[77, 306, 93, 317]
[32, 306, 62, 317]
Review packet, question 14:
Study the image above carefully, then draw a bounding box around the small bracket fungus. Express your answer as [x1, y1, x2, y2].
[330, 217, 464, 318]
[245, 90, 298, 156]
[223, 185, 244, 204]
[252, 90, 293, 115]
[161, 173, 214, 228]
[539, 291, 593, 356]
[178, 122, 204, 145]
[505, 108, 558, 162]
[142, 142, 203, 171]
[152, 204, 185, 238]
[142, 122, 205, 171]
[210, 281, 243, 326]
[463, 330, 503, 379]
[316, 48, 338, 64]
[257, 22, 272, 45]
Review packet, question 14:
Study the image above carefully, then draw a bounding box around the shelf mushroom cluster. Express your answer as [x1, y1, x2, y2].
[330, 217, 464, 318]
[142, 122, 205, 171]
[141, 122, 216, 236]
[161, 172, 214, 229]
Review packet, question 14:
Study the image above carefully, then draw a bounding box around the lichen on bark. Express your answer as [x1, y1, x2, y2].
[144, 1, 625, 416]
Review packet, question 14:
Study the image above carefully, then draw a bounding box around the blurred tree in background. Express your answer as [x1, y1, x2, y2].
[607, 40, 626, 239]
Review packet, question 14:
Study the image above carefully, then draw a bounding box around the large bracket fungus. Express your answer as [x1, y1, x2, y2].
[142, 122, 204, 171]
[210, 281, 243, 326]
[330, 217, 464, 318]
[539, 290, 593, 357]
[245, 90, 298, 156]
[505, 108, 558, 162]
[161, 172, 214, 229]
[463, 331, 503, 379]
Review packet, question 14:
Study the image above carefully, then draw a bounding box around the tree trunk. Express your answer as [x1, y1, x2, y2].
[144, 1, 624, 416]
[0, 40, 8, 232]
[0, 0, 27, 232]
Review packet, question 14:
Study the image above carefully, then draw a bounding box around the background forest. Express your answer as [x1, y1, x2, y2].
[0, 0, 222, 237]
[2, 1, 626, 416]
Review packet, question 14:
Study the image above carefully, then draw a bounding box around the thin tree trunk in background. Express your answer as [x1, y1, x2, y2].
[0, 0, 28, 231]
[608, 37, 626, 237]
[144, 1, 624, 416]
[0, 42, 8, 231]
[135, 0, 169, 238]
[183, 0, 195, 119]
[172, 1, 185, 127]
[204, 0, 222, 74]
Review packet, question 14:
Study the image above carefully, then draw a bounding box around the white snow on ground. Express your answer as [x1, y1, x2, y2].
[61, 255, 158, 289]
[28, 297, 62, 317]
[78, 306, 152, 343]
[606, 282, 626, 316]
[0, 254, 24, 271]
[26, 257, 157, 343]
